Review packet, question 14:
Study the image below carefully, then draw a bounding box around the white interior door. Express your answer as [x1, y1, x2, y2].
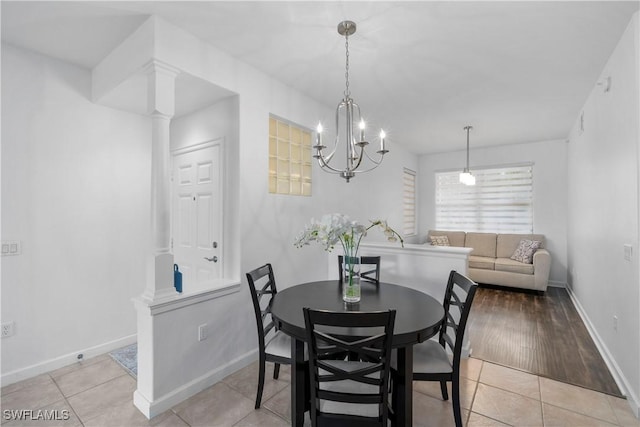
[172, 142, 222, 288]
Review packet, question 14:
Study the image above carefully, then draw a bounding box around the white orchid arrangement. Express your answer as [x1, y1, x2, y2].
[294, 213, 404, 257]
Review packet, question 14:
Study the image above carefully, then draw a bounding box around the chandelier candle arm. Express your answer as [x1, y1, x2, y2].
[358, 120, 367, 145]
[314, 122, 325, 152]
[378, 130, 388, 154]
[314, 20, 388, 183]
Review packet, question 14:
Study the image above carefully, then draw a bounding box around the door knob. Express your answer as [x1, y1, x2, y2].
[204, 256, 218, 262]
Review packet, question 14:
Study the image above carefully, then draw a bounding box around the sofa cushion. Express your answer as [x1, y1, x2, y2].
[511, 239, 543, 264]
[495, 257, 534, 275]
[496, 234, 545, 258]
[427, 230, 466, 247]
[465, 233, 497, 257]
[429, 235, 450, 246]
[469, 256, 495, 270]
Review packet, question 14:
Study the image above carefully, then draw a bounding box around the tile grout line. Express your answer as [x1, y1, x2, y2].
[538, 375, 547, 427]
[259, 388, 294, 424]
[475, 367, 626, 427]
[262, 406, 290, 424]
[51, 360, 132, 426]
[468, 360, 516, 426]
[5, 354, 632, 427]
[543, 377, 629, 426]
[605, 394, 625, 426]
[539, 378, 625, 425]
[465, 359, 483, 424]
[218, 365, 291, 414]
[48, 373, 85, 427]
[541, 401, 625, 426]
[171, 408, 192, 427]
[539, 374, 547, 427]
[57, 371, 129, 400]
[473, 362, 543, 427]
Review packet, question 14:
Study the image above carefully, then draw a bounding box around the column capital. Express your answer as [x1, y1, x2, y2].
[143, 59, 181, 79]
[150, 112, 173, 121]
[145, 60, 179, 117]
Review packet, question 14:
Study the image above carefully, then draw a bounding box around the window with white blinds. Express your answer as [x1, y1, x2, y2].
[435, 164, 533, 233]
[403, 168, 417, 236]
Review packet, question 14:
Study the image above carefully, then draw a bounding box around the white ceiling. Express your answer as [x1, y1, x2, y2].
[2, 1, 638, 154]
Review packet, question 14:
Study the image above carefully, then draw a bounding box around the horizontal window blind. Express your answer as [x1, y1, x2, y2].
[435, 165, 533, 233]
[403, 168, 417, 236]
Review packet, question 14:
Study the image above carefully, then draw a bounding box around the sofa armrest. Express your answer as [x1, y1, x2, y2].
[533, 249, 551, 291]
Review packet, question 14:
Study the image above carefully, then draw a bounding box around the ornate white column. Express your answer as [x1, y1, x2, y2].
[142, 60, 180, 302]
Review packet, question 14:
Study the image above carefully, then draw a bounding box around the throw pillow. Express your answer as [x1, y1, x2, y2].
[511, 239, 542, 264]
[430, 235, 450, 246]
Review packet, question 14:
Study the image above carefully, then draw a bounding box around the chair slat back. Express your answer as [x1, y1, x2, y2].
[439, 271, 478, 369]
[304, 308, 396, 426]
[338, 255, 381, 285]
[246, 264, 279, 348]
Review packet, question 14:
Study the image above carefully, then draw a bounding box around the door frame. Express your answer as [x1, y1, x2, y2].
[170, 138, 225, 280]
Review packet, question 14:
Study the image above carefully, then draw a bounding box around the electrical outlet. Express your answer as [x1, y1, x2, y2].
[1, 321, 15, 338]
[613, 315, 618, 332]
[198, 324, 207, 341]
[1, 241, 21, 256]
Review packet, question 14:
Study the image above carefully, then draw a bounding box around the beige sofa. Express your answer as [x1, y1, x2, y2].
[427, 230, 551, 292]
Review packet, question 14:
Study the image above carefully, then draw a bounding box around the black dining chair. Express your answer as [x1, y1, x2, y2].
[338, 255, 381, 284]
[393, 270, 477, 427]
[246, 263, 293, 409]
[303, 308, 396, 427]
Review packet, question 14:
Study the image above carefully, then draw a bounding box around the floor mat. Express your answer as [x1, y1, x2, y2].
[109, 343, 137, 378]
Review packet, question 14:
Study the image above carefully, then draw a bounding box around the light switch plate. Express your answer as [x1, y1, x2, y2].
[624, 244, 633, 261]
[1, 241, 21, 256]
[198, 324, 207, 341]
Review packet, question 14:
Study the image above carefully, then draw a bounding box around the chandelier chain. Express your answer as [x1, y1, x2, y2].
[344, 33, 350, 98]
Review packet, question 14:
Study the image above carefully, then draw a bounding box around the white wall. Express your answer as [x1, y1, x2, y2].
[316, 138, 420, 244]
[566, 13, 639, 413]
[418, 139, 568, 286]
[170, 95, 240, 282]
[0, 14, 419, 397]
[16, 15, 418, 414]
[1, 44, 150, 380]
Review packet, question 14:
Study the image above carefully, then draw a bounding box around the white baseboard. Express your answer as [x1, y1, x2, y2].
[548, 280, 567, 288]
[566, 288, 640, 418]
[134, 349, 258, 419]
[1, 334, 137, 386]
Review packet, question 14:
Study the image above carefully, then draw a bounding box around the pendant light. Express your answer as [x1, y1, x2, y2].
[459, 125, 475, 186]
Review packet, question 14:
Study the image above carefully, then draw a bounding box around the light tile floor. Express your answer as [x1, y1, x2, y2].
[1, 355, 638, 426]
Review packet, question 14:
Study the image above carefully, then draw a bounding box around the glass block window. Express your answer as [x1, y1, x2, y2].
[269, 116, 312, 196]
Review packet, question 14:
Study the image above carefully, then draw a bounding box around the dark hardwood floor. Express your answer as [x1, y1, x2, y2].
[467, 285, 622, 397]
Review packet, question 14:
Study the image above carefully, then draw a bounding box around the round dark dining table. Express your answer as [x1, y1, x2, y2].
[270, 280, 445, 427]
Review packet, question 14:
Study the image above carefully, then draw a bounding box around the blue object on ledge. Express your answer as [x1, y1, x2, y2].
[174, 264, 182, 293]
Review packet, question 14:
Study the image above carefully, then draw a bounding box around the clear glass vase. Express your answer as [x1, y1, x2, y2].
[342, 255, 361, 303]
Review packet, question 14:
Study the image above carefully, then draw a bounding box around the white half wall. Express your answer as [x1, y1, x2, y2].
[418, 139, 568, 286]
[1, 44, 150, 382]
[566, 13, 639, 415]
